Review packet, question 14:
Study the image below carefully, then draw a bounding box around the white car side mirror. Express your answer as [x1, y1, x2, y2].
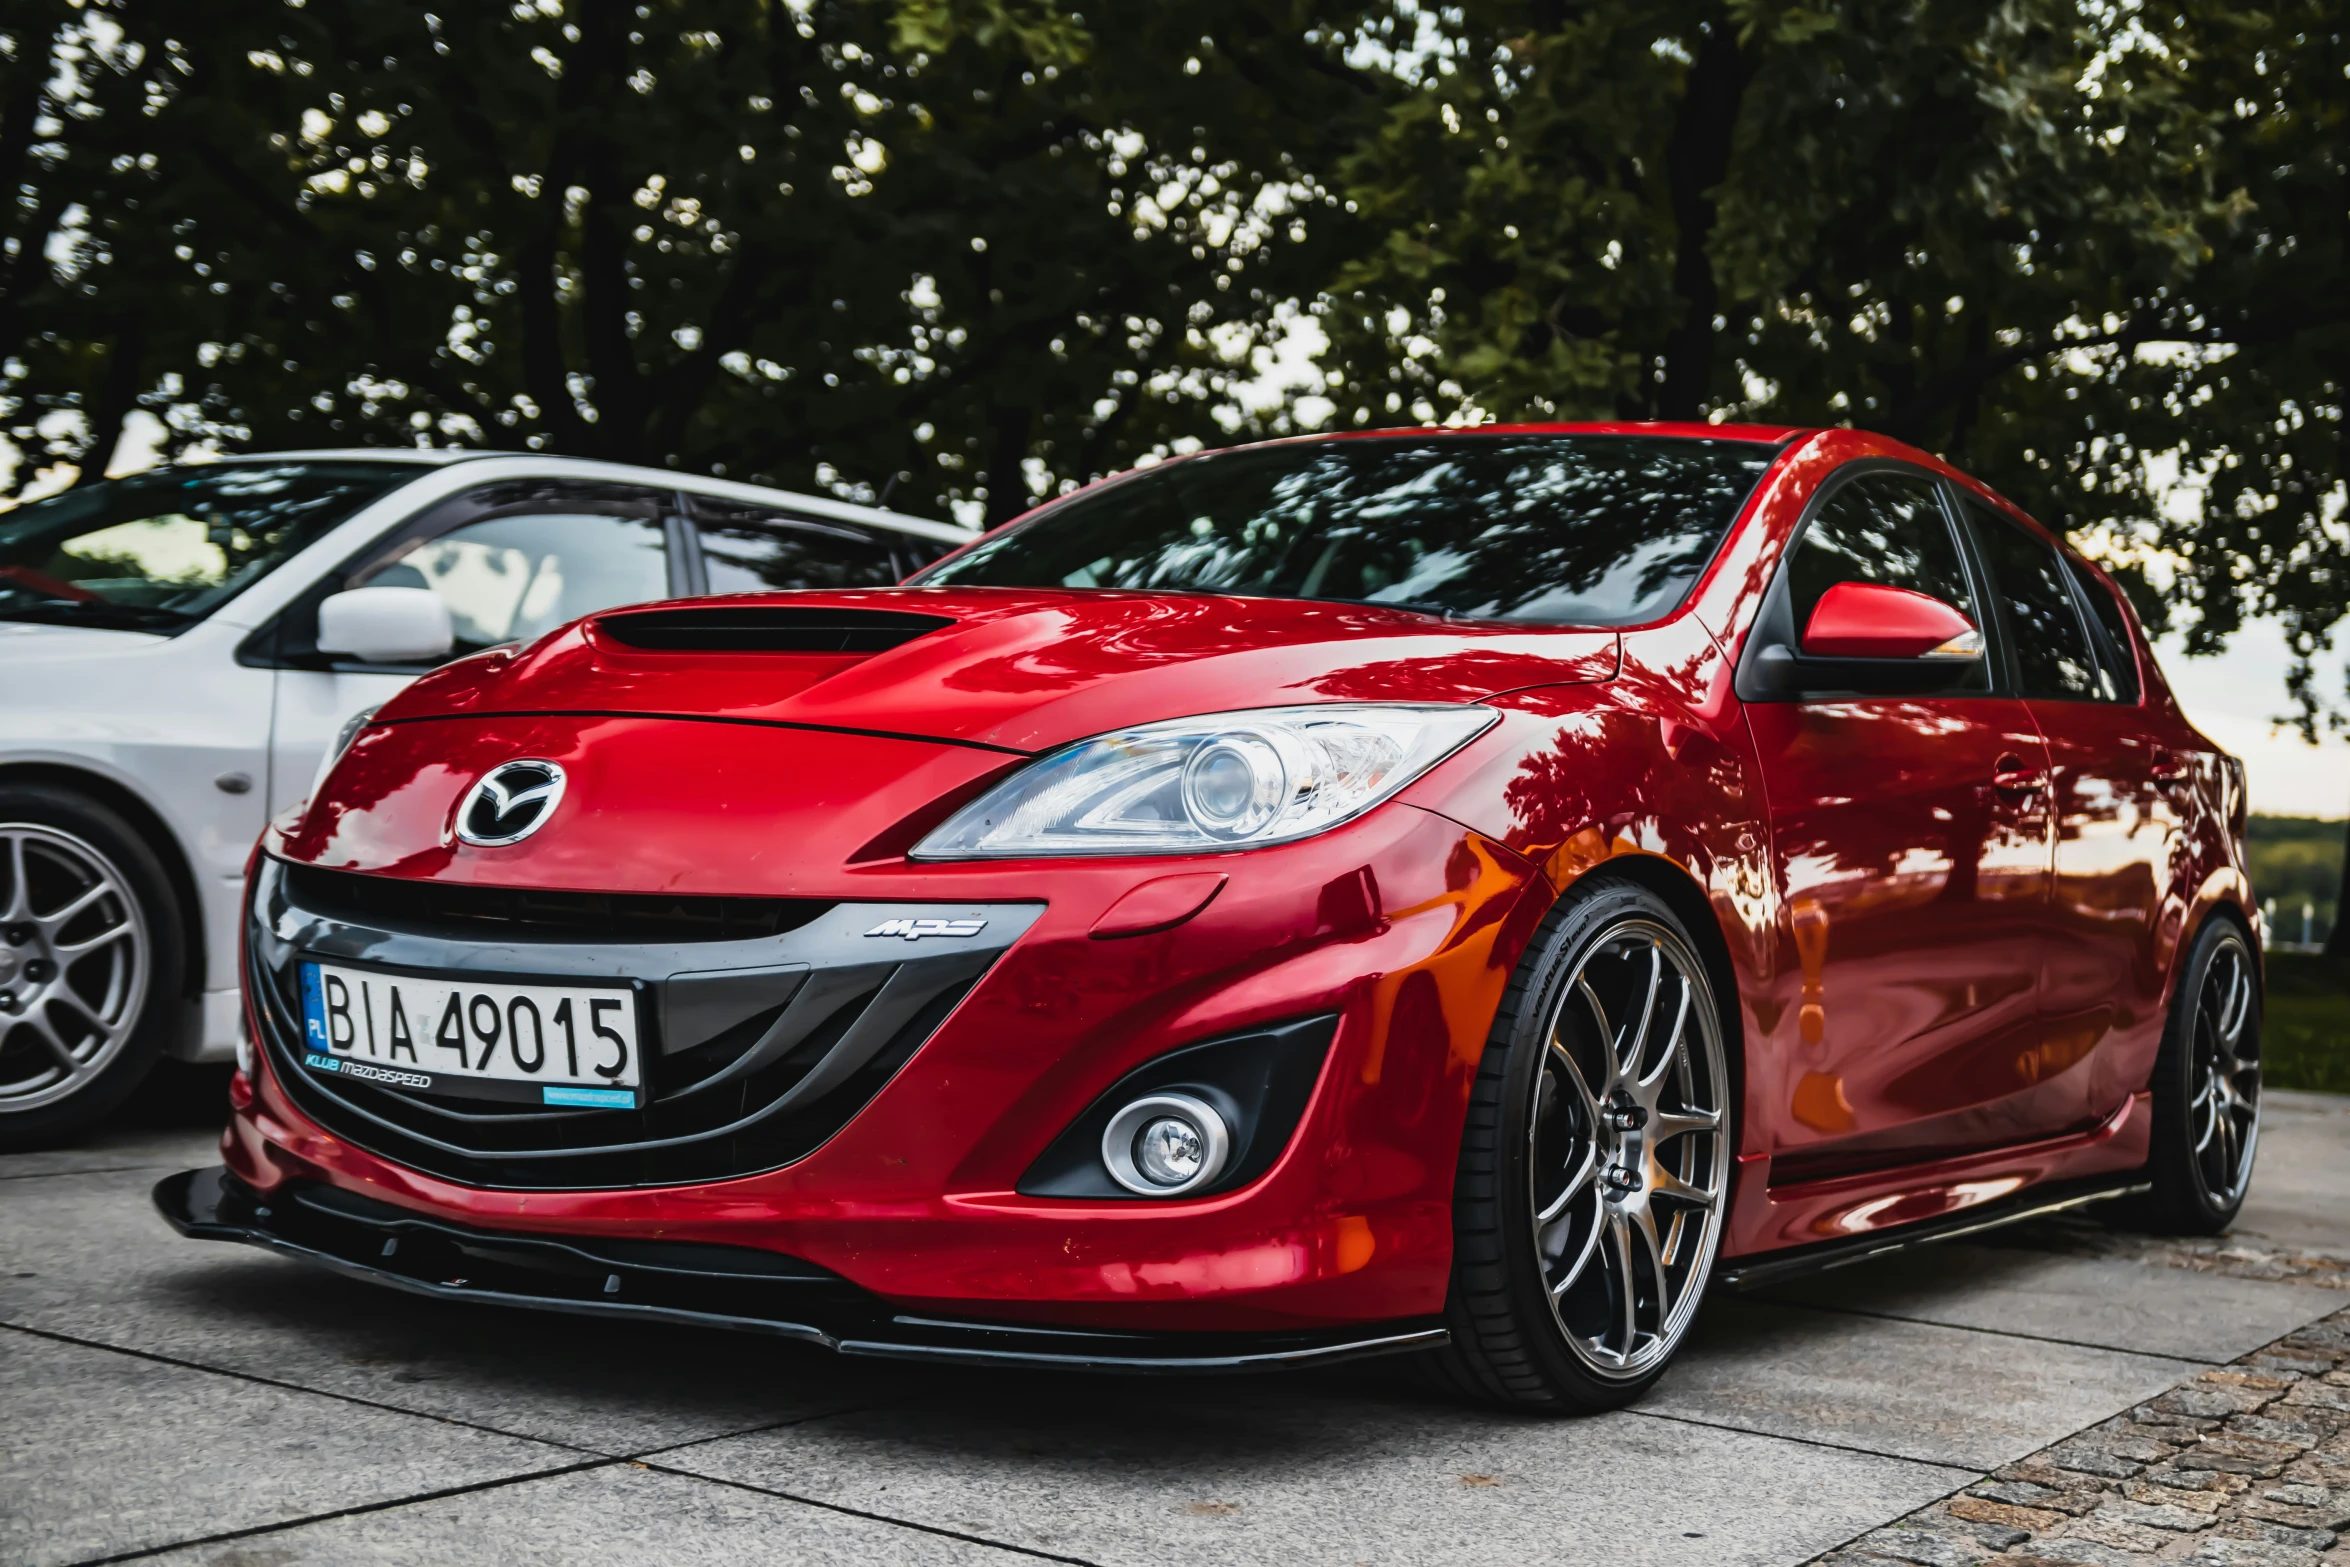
[317, 587, 455, 665]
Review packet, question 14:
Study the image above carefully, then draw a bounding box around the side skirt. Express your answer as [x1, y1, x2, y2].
[1715, 1173, 2150, 1293]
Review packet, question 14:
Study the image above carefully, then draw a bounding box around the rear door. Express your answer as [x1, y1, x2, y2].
[682, 496, 947, 590]
[1960, 496, 2172, 1127]
[1744, 466, 2060, 1176]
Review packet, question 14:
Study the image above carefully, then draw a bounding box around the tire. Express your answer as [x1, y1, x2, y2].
[0, 783, 187, 1150]
[1420, 879, 1736, 1412]
[2135, 915, 2261, 1235]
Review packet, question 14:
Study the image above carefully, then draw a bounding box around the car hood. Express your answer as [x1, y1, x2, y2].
[0, 620, 167, 662]
[379, 587, 1619, 754]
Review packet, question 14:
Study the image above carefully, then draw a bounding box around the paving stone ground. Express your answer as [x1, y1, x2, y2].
[1811, 1305, 2350, 1567]
[5, 1089, 2349, 1566]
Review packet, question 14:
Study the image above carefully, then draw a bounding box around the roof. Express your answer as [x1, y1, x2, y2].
[167, 448, 973, 543]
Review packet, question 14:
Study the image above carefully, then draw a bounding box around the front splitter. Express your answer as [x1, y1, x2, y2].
[154, 1167, 1446, 1375]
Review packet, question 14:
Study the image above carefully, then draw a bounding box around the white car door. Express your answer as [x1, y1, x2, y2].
[261, 481, 687, 817]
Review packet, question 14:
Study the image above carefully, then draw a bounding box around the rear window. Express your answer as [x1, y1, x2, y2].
[913, 434, 1778, 626]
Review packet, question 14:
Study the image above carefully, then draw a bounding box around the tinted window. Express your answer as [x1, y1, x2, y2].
[915, 434, 1776, 626]
[694, 503, 903, 592]
[1964, 500, 2098, 700]
[0, 462, 411, 631]
[360, 511, 669, 657]
[1789, 472, 1986, 691]
[2065, 557, 2141, 703]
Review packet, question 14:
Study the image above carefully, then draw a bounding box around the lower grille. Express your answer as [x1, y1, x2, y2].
[249, 859, 1037, 1190]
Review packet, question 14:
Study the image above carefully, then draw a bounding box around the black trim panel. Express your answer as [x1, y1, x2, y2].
[154, 1168, 1447, 1375]
[1716, 1174, 2150, 1292]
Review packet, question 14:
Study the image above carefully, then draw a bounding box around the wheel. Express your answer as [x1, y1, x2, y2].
[0, 784, 186, 1150]
[2136, 915, 2261, 1234]
[1422, 879, 1735, 1412]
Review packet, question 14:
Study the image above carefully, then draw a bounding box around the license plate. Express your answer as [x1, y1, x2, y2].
[296, 960, 642, 1109]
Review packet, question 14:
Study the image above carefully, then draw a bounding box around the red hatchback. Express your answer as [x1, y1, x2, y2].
[162, 424, 2261, 1412]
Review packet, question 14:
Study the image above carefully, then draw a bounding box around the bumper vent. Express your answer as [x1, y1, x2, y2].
[594, 605, 954, 654]
[248, 860, 1036, 1190]
[283, 865, 827, 943]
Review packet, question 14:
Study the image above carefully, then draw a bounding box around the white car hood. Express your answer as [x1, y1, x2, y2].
[0, 620, 169, 664]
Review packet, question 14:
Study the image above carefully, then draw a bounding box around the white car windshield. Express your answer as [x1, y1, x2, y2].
[0, 461, 412, 632]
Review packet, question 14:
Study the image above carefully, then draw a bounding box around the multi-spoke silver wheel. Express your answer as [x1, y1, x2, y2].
[0, 825, 152, 1115]
[1530, 919, 1730, 1379]
[2186, 935, 2258, 1209]
[2138, 918, 2262, 1236]
[1427, 882, 1736, 1411]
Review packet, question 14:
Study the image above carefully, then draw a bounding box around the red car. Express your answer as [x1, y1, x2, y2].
[160, 424, 2261, 1412]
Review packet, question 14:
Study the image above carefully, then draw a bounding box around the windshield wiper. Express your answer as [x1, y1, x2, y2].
[1300, 595, 1460, 621]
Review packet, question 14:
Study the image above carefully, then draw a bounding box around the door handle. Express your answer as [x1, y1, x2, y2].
[2149, 748, 2193, 787]
[1991, 754, 2045, 795]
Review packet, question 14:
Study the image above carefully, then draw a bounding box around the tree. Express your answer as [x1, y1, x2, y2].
[2, 0, 1376, 525]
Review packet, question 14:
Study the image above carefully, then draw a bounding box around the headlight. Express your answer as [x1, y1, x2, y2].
[911, 703, 1496, 860]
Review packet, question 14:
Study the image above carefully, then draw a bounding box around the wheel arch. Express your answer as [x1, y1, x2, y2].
[0, 762, 206, 1005]
[1548, 851, 1749, 1118]
[2170, 867, 2261, 1017]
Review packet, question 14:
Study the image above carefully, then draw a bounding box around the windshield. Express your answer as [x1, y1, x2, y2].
[914, 433, 1779, 625]
[0, 461, 415, 631]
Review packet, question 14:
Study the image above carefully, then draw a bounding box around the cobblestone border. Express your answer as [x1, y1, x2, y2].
[1812, 1305, 2350, 1567]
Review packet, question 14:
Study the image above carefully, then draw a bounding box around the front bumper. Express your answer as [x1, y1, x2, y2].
[155, 1167, 1445, 1374]
[228, 714, 1559, 1334]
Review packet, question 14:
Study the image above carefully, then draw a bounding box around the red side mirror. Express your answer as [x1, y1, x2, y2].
[1801, 581, 1981, 660]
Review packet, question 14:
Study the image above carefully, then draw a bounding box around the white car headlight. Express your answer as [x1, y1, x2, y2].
[911, 704, 1497, 860]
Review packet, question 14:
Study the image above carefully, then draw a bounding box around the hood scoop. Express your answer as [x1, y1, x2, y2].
[595, 604, 955, 654]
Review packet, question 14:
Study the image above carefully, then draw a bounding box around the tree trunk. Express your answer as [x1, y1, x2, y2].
[1653, 18, 1753, 422]
[71, 322, 146, 488]
[983, 406, 1032, 529]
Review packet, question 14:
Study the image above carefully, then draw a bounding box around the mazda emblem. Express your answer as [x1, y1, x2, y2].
[456, 760, 567, 847]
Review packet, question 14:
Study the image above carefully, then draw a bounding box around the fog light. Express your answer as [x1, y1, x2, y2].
[1101, 1092, 1231, 1197]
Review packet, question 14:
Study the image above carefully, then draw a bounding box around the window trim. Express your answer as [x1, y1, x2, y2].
[1734, 458, 2009, 704]
[1948, 488, 2112, 706]
[2058, 552, 2145, 706]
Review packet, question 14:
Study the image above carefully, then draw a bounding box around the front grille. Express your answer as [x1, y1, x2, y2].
[284, 865, 827, 944]
[249, 861, 1036, 1190]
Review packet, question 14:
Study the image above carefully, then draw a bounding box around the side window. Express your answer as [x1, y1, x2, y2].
[1961, 500, 2098, 700]
[692, 501, 905, 593]
[1788, 471, 1988, 691]
[360, 509, 671, 657]
[2064, 557, 2142, 704]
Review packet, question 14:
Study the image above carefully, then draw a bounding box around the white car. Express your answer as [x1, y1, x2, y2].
[0, 449, 969, 1144]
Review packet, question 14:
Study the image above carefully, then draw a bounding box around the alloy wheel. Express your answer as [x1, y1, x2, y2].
[2187, 934, 2259, 1208]
[0, 825, 152, 1114]
[1528, 919, 1730, 1379]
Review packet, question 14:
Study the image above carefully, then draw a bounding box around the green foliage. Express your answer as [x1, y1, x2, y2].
[0, 0, 2343, 720]
[2262, 952, 2350, 1094]
[1, 1, 1369, 523]
[2248, 815, 2342, 946]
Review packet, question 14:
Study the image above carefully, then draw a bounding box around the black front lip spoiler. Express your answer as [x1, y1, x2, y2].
[153, 1167, 1447, 1375]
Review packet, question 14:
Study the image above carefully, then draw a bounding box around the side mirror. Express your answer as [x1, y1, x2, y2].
[1801, 581, 1983, 661]
[1742, 581, 1985, 701]
[317, 587, 454, 665]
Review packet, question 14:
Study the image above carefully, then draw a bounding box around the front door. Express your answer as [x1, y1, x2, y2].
[1744, 467, 2059, 1179]
[265, 484, 684, 816]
